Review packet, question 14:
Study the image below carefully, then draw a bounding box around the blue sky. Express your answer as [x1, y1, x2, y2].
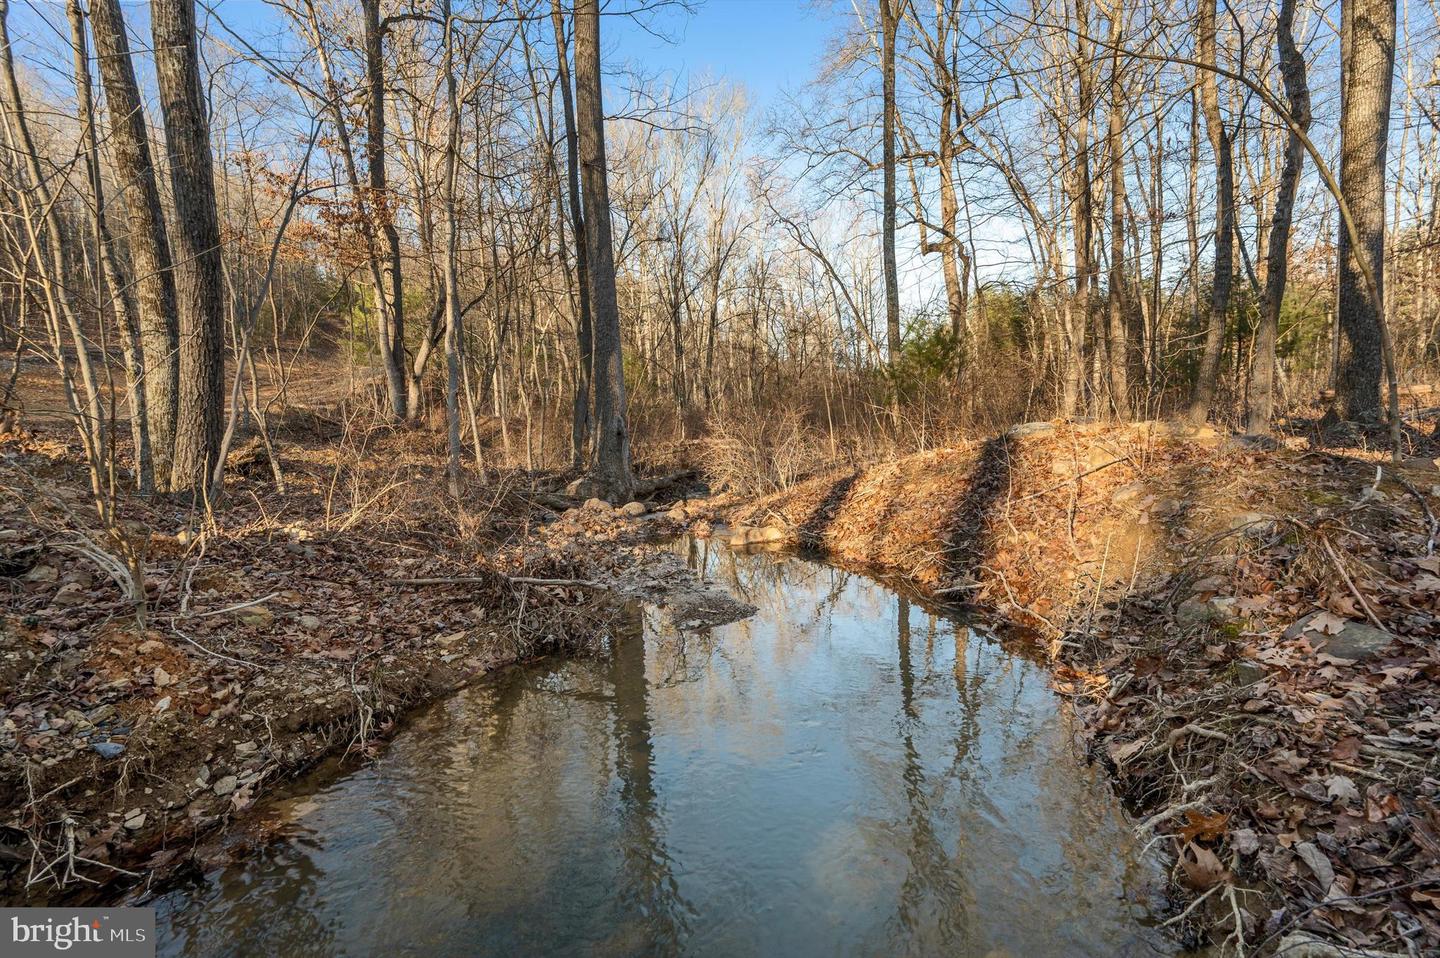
[608, 0, 837, 110]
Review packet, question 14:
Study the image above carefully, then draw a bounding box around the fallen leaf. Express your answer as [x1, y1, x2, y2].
[1180, 841, 1229, 890]
[1295, 842, 1340, 900]
[1231, 828, 1260, 856]
[1325, 774, 1360, 806]
[1179, 809, 1230, 843]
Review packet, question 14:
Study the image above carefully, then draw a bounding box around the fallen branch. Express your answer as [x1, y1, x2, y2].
[1319, 538, 1390, 635]
[185, 591, 281, 619]
[395, 574, 606, 589]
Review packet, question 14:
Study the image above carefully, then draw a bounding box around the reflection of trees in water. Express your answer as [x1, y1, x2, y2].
[889, 595, 973, 953]
[608, 629, 695, 950]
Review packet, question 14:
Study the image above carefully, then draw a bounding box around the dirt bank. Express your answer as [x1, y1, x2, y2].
[0, 423, 731, 905]
[729, 419, 1440, 954]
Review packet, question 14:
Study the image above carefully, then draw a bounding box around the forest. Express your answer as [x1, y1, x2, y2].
[0, 0, 1437, 954]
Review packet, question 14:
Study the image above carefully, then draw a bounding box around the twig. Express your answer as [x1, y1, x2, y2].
[395, 575, 606, 589]
[169, 626, 265, 669]
[1167, 723, 1231, 748]
[1386, 466, 1438, 555]
[185, 591, 281, 619]
[1162, 881, 1223, 927]
[1319, 538, 1390, 635]
[1137, 798, 1210, 836]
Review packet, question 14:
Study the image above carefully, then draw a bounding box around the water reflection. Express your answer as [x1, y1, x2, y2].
[154, 545, 1175, 957]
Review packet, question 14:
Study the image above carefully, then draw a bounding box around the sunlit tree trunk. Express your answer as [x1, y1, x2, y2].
[550, 0, 594, 469]
[1334, 0, 1397, 420]
[89, 0, 178, 485]
[1247, 0, 1310, 433]
[574, 0, 634, 499]
[152, 0, 225, 492]
[1188, 0, 1234, 423]
[67, 0, 152, 492]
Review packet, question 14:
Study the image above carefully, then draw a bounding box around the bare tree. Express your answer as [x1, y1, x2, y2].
[573, 0, 633, 499]
[1188, 0, 1236, 423]
[1334, 0, 1397, 420]
[1247, 0, 1309, 433]
[152, 0, 225, 492]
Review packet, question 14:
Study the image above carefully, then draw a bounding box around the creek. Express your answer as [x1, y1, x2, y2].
[153, 540, 1179, 956]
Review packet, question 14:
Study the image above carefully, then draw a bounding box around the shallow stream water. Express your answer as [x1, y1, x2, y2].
[153, 541, 1178, 957]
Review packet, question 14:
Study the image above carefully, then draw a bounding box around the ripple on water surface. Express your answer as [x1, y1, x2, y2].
[154, 540, 1179, 957]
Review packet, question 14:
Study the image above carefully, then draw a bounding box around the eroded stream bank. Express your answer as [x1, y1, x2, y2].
[151, 541, 1179, 957]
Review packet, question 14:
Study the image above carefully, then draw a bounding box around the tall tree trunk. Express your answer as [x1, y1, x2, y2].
[89, 0, 179, 486]
[1065, 0, 1094, 417]
[67, 0, 152, 492]
[362, 0, 407, 419]
[1247, 0, 1310, 433]
[574, 0, 633, 499]
[550, 0, 594, 470]
[881, 0, 901, 392]
[1105, 0, 1129, 418]
[1188, 0, 1234, 423]
[152, 0, 225, 493]
[440, 0, 464, 496]
[1334, 0, 1397, 420]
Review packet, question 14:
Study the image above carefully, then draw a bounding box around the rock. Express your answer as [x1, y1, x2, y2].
[1229, 512, 1276, 538]
[564, 477, 605, 498]
[49, 579, 87, 607]
[1189, 575, 1229, 595]
[1113, 482, 1143, 503]
[730, 525, 786, 547]
[235, 605, 274, 629]
[212, 775, 238, 797]
[1176, 598, 1232, 630]
[620, 501, 648, 517]
[123, 812, 146, 830]
[1007, 421, 1056, 439]
[90, 741, 125, 759]
[153, 666, 174, 688]
[1320, 622, 1393, 661]
[297, 614, 322, 631]
[235, 741, 258, 756]
[1234, 659, 1265, 686]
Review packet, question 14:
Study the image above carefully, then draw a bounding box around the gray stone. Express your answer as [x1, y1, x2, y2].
[564, 477, 605, 498]
[1229, 512, 1276, 538]
[1176, 598, 1231, 630]
[212, 775, 238, 797]
[90, 741, 125, 759]
[1284, 611, 1395, 661]
[1007, 421, 1056, 439]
